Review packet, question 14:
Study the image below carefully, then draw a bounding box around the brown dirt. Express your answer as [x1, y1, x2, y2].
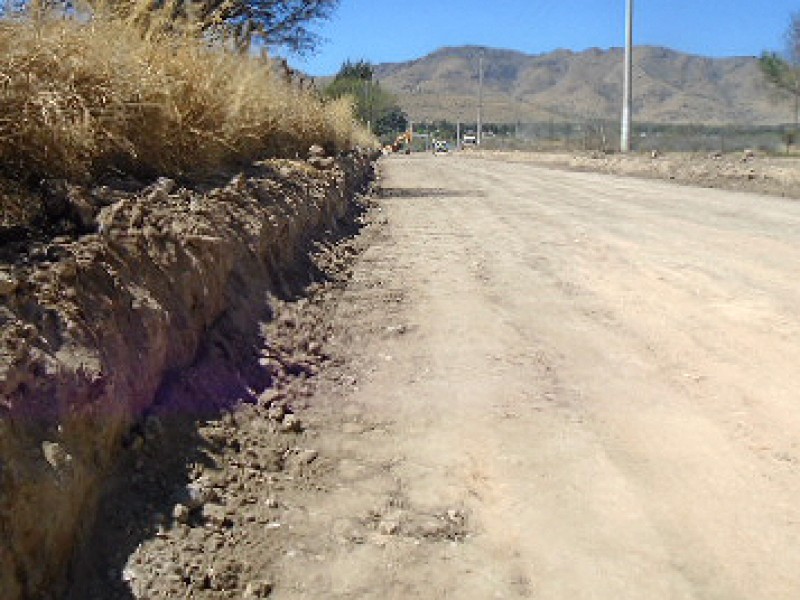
[63, 153, 800, 599]
[468, 149, 800, 199]
[0, 152, 374, 599]
[65, 194, 383, 599]
[7, 150, 800, 599]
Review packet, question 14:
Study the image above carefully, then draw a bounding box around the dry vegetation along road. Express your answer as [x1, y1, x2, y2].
[84, 155, 800, 598]
[273, 155, 800, 599]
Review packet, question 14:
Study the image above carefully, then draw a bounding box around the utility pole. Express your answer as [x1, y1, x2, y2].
[477, 51, 484, 146]
[361, 77, 373, 135]
[456, 121, 461, 151]
[620, 0, 634, 153]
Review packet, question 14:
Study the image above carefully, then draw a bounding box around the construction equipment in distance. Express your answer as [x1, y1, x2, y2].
[385, 130, 413, 154]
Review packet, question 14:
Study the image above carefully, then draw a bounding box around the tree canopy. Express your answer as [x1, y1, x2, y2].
[195, 0, 339, 52]
[760, 52, 800, 98]
[333, 59, 375, 81]
[56, 0, 339, 52]
[324, 60, 408, 139]
[760, 12, 800, 136]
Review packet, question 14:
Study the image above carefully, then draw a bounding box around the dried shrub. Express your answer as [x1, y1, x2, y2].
[0, 13, 374, 183]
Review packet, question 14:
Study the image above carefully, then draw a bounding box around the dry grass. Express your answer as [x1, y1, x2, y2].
[0, 13, 374, 183]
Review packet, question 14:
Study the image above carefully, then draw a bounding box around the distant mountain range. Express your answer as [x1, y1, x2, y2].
[368, 46, 790, 126]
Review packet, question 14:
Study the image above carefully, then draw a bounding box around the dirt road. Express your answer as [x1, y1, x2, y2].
[81, 154, 800, 599]
[269, 154, 800, 599]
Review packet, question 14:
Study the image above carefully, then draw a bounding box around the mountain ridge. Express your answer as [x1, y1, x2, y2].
[368, 45, 789, 126]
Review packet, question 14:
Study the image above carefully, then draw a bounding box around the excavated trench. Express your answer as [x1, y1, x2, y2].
[0, 151, 376, 600]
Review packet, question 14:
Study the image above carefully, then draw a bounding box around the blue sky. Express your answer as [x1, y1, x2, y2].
[290, 0, 799, 75]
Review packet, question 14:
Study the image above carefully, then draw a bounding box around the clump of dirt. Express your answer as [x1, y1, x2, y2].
[67, 285, 341, 599]
[0, 150, 376, 600]
[474, 150, 800, 199]
[65, 174, 473, 599]
[66, 183, 383, 599]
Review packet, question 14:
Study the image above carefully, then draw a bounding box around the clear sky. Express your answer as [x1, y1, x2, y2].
[290, 0, 799, 75]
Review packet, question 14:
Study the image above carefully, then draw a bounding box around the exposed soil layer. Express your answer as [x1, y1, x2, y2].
[0, 152, 375, 600]
[65, 191, 390, 599]
[469, 150, 800, 199]
[65, 161, 476, 600]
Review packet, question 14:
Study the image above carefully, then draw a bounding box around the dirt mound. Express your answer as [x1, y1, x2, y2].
[0, 152, 375, 599]
[471, 150, 800, 199]
[64, 171, 478, 599]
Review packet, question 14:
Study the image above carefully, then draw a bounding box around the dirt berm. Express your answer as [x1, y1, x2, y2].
[0, 151, 375, 599]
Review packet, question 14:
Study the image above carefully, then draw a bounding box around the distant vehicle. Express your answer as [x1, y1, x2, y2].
[433, 140, 449, 154]
[462, 134, 477, 146]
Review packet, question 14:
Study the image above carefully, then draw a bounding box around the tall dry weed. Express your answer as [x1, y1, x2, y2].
[0, 13, 373, 183]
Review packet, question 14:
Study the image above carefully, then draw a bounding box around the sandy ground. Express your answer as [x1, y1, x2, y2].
[468, 149, 800, 200]
[73, 155, 800, 599]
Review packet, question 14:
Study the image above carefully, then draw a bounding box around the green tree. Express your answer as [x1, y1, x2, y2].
[334, 59, 375, 81]
[324, 60, 408, 138]
[760, 12, 800, 143]
[375, 106, 408, 138]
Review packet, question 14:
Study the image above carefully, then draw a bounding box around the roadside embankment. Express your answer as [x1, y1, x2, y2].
[468, 150, 800, 199]
[0, 151, 375, 599]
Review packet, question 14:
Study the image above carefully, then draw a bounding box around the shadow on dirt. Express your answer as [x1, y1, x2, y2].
[64, 196, 371, 600]
[377, 186, 487, 199]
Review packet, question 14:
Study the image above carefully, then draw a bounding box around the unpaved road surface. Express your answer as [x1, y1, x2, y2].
[469, 150, 800, 200]
[271, 155, 800, 599]
[77, 155, 800, 599]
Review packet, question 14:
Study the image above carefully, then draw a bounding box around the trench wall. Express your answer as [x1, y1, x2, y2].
[0, 153, 375, 599]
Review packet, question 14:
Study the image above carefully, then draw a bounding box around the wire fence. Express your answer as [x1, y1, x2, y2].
[511, 122, 795, 154]
[407, 121, 797, 155]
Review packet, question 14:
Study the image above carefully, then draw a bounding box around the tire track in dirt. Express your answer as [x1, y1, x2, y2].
[72, 154, 800, 599]
[268, 155, 800, 599]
